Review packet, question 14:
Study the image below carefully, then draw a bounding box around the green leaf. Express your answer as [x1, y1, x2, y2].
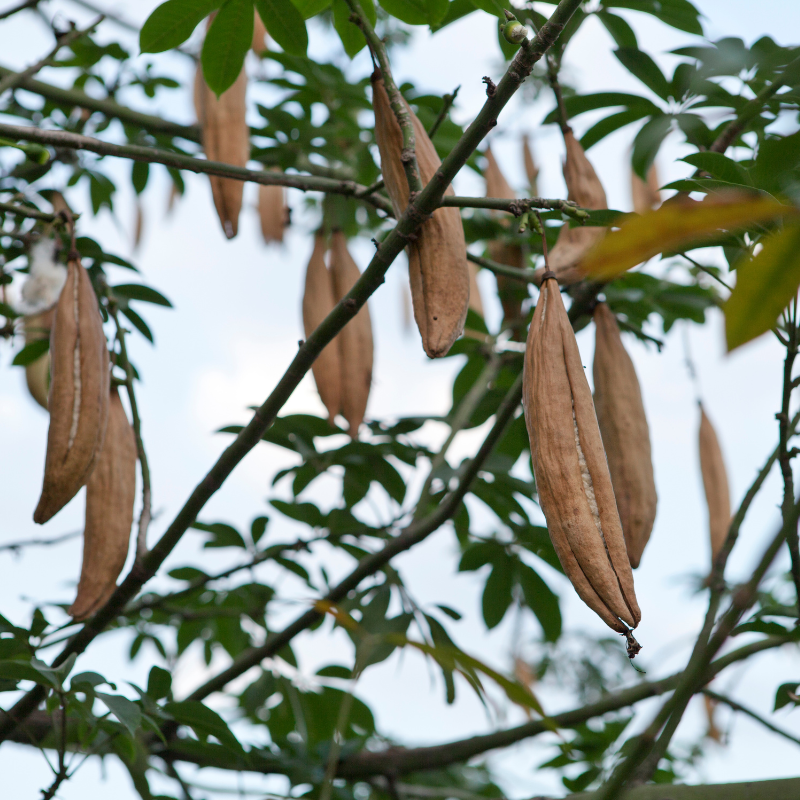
[120, 306, 154, 344]
[481, 555, 514, 629]
[468, 0, 503, 16]
[112, 284, 172, 307]
[191, 521, 246, 548]
[597, 11, 637, 49]
[517, 563, 561, 642]
[270, 499, 324, 527]
[381, 0, 446, 25]
[97, 692, 142, 735]
[31, 653, 76, 690]
[543, 92, 659, 125]
[131, 161, 149, 195]
[164, 700, 243, 752]
[12, 338, 49, 366]
[725, 222, 800, 351]
[681, 152, 750, 185]
[292, 0, 331, 17]
[0, 301, 19, 320]
[251, 515, 269, 545]
[614, 48, 671, 100]
[147, 666, 172, 700]
[580, 108, 651, 150]
[774, 682, 800, 711]
[140, 0, 220, 54]
[202, 0, 254, 95]
[255, 0, 309, 57]
[70, 671, 109, 689]
[631, 114, 672, 179]
[332, 0, 365, 57]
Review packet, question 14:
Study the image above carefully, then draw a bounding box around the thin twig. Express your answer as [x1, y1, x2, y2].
[0, 530, 80, 554]
[442, 194, 587, 220]
[702, 688, 800, 748]
[0, 200, 63, 222]
[110, 308, 152, 561]
[427, 86, 460, 140]
[0, 0, 40, 22]
[546, 55, 570, 133]
[467, 252, 537, 283]
[0, 17, 103, 97]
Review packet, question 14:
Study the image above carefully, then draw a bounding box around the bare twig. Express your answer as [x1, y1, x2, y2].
[0, 530, 80, 554]
[442, 195, 588, 220]
[467, 252, 537, 283]
[0, 0, 40, 21]
[702, 688, 800, 748]
[0, 200, 63, 222]
[427, 86, 460, 139]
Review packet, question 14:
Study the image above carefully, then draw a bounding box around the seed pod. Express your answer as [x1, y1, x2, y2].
[467, 261, 484, 319]
[699, 405, 731, 561]
[194, 63, 249, 239]
[523, 276, 640, 632]
[522, 135, 539, 196]
[542, 130, 607, 286]
[23, 309, 54, 410]
[631, 163, 661, 216]
[34, 255, 110, 524]
[372, 73, 469, 358]
[133, 201, 144, 251]
[303, 234, 342, 424]
[69, 387, 136, 620]
[704, 695, 723, 743]
[484, 145, 526, 335]
[592, 303, 657, 568]
[330, 231, 373, 438]
[258, 181, 288, 244]
[252, 10, 268, 55]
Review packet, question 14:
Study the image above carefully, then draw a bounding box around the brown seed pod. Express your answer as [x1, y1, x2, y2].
[484, 145, 526, 334]
[699, 405, 731, 561]
[523, 276, 640, 633]
[372, 73, 469, 358]
[23, 309, 54, 410]
[133, 201, 144, 251]
[252, 10, 268, 55]
[69, 387, 137, 620]
[34, 255, 110, 524]
[522, 134, 539, 196]
[194, 63, 249, 239]
[302, 234, 342, 424]
[704, 694, 723, 743]
[592, 303, 657, 568]
[258, 181, 288, 244]
[540, 130, 607, 286]
[631, 163, 661, 216]
[329, 231, 373, 438]
[467, 260, 484, 319]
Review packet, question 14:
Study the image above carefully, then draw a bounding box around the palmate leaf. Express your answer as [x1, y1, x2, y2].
[580, 194, 795, 280]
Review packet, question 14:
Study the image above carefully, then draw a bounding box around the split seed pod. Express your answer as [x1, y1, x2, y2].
[69, 387, 137, 620]
[34, 255, 110, 524]
[23, 309, 54, 410]
[258, 181, 288, 244]
[593, 303, 657, 568]
[303, 235, 342, 424]
[330, 232, 373, 438]
[252, 10, 268, 55]
[699, 405, 731, 561]
[542, 130, 607, 286]
[522, 135, 539, 196]
[631, 163, 661, 216]
[523, 276, 641, 633]
[372, 74, 469, 358]
[194, 63, 249, 239]
[484, 145, 526, 334]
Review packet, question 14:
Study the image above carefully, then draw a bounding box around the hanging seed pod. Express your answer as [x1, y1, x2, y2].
[699, 405, 731, 561]
[23, 309, 54, 410]
[193, 63, 249, 239]
[329, 232, 373, 438]
[631, 163, 661, 216]
[133, 201, 144, 251]
[468, 261, 484, 319]
[34, 255, 110, 524]
[704, 695, 723, 743]
[542, 130, 607, 286]
[258, 181, 288, 244]
[252, 10, 268, 55]
[484, 145, 526, 335]
[303, 235, 342, 424]
[593, 303, 657, 568]
[372, 73, 469, 358]
[69, 387, 136, 620]
[523, 275, 641, 634]
[522, 135, 539, 196]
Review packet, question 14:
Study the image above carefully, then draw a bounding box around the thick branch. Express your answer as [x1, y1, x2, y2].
[441, 195, 586, 220]
[0, 0, 582, 743]
[0, 123, 394, 215]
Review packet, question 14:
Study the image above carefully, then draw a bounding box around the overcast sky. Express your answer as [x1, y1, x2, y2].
[1, 1, 800, 798]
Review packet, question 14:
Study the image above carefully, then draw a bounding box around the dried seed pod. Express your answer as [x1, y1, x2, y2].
[699, 405, 731, 561]
[258, 181, 288, 244]
[631, 163, 661, 216]
[522, 134, 539, 196]
[252, 10, 268, 55]
[69, 387, 136, 620]
[303, 234, 342, 424]
[523, 276, 640, 633]
[468, 260, 484, 319]
[593, 303, 657, 568]
[194, 63, 249, 239]
[34, 255, 110, 524]
[541, 130, 607, 286]
[372, 74, 469, 358]
[23, 309, 54, 410]
[133, 201, 144, 251]
[484, 145, 526, 334]
[704, 694, 723, 743]
[330, 232, 373, 438]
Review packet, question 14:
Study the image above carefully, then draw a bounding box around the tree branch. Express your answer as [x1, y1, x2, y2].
[441, 195, 587, 220]
[0, 200, 63, 222]
[467, 252, 537, 283]
[427, 86, 460, 140]
[0, 0, 40, 22]
[0, 0, 583, 744]
[0, 123, 395, 215]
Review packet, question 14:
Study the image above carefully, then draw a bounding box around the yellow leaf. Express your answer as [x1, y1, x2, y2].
[580, 193, 796, 281]
[725, 221, 800, 351]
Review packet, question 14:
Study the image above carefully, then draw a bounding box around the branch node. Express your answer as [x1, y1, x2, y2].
[482, 76, 496, 97]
